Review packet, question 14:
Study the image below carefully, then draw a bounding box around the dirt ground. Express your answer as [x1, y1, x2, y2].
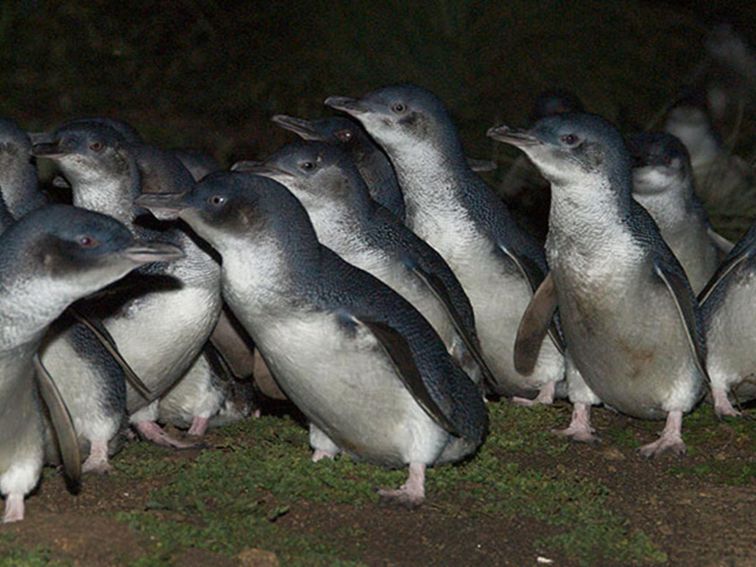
[1, 399, 752, 567]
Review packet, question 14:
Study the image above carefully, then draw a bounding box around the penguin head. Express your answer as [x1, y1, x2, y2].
[272, 114, 374, 151]
[32, 124, 131, 185]
[488, 112, 632, 190]
[135, 172, 316, 257]
[325, 84, 463, 158]
[627, 132, 693, 195]
[236, 141, 370, 214]
[48, 117, 143, 145]
[0, 204, 182, 302]
[529, 89, 585, 124]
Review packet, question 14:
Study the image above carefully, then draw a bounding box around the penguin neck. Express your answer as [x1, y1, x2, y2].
[306, 199, 370, 255]
[0, 153, 43, 220]
[548, 173, 635, 256]
[633, 174, 698, 237]
[387, 138, 470, 218]
[71, 163, 141, 229]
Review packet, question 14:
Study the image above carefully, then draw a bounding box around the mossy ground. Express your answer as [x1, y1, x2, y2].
[1, 401, 753, 566]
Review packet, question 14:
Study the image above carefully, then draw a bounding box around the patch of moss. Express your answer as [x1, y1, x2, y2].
[0, 534, 70, 567]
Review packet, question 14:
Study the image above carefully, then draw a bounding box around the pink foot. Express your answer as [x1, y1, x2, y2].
[378, 462, 426, 508]
[134, 421, 197, 449]
[513, 382, 556, 407]
[712, 387, 741, 418]
[553, 403, 600, 443]
[82, 439, 112, 474]
[311, 449, 337, 463]
[187, 416, 210, 437]
[3, 494, 24, 523]
[639, 410, 686, 458]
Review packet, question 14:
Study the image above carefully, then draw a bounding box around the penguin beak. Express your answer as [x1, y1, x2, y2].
[324, 96, 370, 116]
[230, 160, 264, 172]
[134, 193, 187, 221]
[231, 162, 292, 181]
[486, 125, 542, 147]
[271, 115, 321, 141]
[122, 241, 184, 264]
[31, 140, 66, 158]
[27, 132, 53, 145]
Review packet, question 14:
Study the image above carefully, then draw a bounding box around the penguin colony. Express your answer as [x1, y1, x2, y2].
[0, 56, 754, 522]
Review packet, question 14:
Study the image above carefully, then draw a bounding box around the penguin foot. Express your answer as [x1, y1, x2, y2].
[639, 410, 686, 458]
[134, 421, 197, 449]
[512, 382, 556, 407]
[187, 416, 210, 437]
[311, 449, 337, 462]
[82, 440, 112, 474]
[712, 388, 741, 418]
[2, 494, 24, 523]
[552, 403, 600, 444]
[377, 463, 425, 509]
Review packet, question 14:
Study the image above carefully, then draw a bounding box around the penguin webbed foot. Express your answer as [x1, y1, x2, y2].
[311, 449, 338, 463]
[552, 402, 600, 444]
[377, 463, 425, 509]
[638, 410, 686, 458]
[512, 382, 556, 407]
[2, 494, 24, 523]
[133, 421, 200, 450]
[712, 388, 742, 418]
[187, 416, 210, 437]
[82, 440, 112, 475]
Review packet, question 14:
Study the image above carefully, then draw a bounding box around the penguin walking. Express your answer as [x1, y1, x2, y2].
[0, 205, 180, 522]
[490, 112, 707, 456]
[137, 172, 487, 507]
[325, 85, 564, 404]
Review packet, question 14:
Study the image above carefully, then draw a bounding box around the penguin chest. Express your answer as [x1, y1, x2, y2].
[107, 285, 222, 409]
[551, 244, 702, 417]
[252, 311, 447, 466]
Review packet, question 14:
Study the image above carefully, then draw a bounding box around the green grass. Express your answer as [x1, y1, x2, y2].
[0, 534, 70, 567]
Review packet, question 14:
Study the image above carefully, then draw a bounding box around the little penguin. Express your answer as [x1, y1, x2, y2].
[32, 123, 223, 448]
[699, 221, 756, 417]
[272, 114, 498, 221]
[0, 204, 181, 522]
[489, 112, 707, 456]
[663, 92, 753, 206]
[237, 140, 495, 389]
[136, 172, 488, 507]
[627, 131, 733, 293]
[0, 118, 47, 219]
[325, 84, 565, 403]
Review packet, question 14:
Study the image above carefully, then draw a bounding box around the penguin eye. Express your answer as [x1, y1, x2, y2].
[560, 134, 579, 146]
[300, 161, 316, 171]
[78, 235, 99, 248]
[89, 141, 104, 152]
[335, 129, 353, 142]
[208, 195, 226, 206]
[391, 102, 407, 114]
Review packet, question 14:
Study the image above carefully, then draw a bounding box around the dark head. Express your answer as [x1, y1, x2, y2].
[663, 89, 718, 152]
[129, 145, 196, 195]
[135, 172, 319, 262]
[31, 123, 132, 187]
[0, 204, 182, 312]
[488, 112, 633, 196]
[171, 149, 221, 182]
[235, 141, 372, 216]
[325, 84, 466, 162]
[627, 132, 693, 195]
[272, 114, 375, 152]
[0, 118, 33, 161]
[40, 117, 143, 145]
[529, 89, 585, 124]
[0, 118, 42, 219]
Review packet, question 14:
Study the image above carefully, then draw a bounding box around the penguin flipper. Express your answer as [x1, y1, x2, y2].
[497, 244, 564, 354]
[698, 245, 751, 305]
[514, 272, 560, 375]
[352, 315, 461, 437]
[407, 260, 498, 392]
[653, 262, 710, 385]
[33, 354, 81, 493]
[66, 307, 153, 401]
[707, 228, 735, 258]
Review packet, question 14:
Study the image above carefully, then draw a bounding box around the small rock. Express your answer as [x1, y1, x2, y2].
[238, 547, 280, 567]
[602, 447, 626, 461]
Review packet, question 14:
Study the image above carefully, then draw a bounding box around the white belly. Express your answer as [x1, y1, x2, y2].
[248, 310, 449, 467]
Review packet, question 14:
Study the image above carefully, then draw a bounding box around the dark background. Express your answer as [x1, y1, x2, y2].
[1, 1, 753, 163]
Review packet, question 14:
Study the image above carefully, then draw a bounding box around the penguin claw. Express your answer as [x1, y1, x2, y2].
[552, 425, 601, 445]
[311, 449, 337, 462]
[377, 487, 424, 509]
[638, 437, 686, 458]
[133, 421, 199, 450]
